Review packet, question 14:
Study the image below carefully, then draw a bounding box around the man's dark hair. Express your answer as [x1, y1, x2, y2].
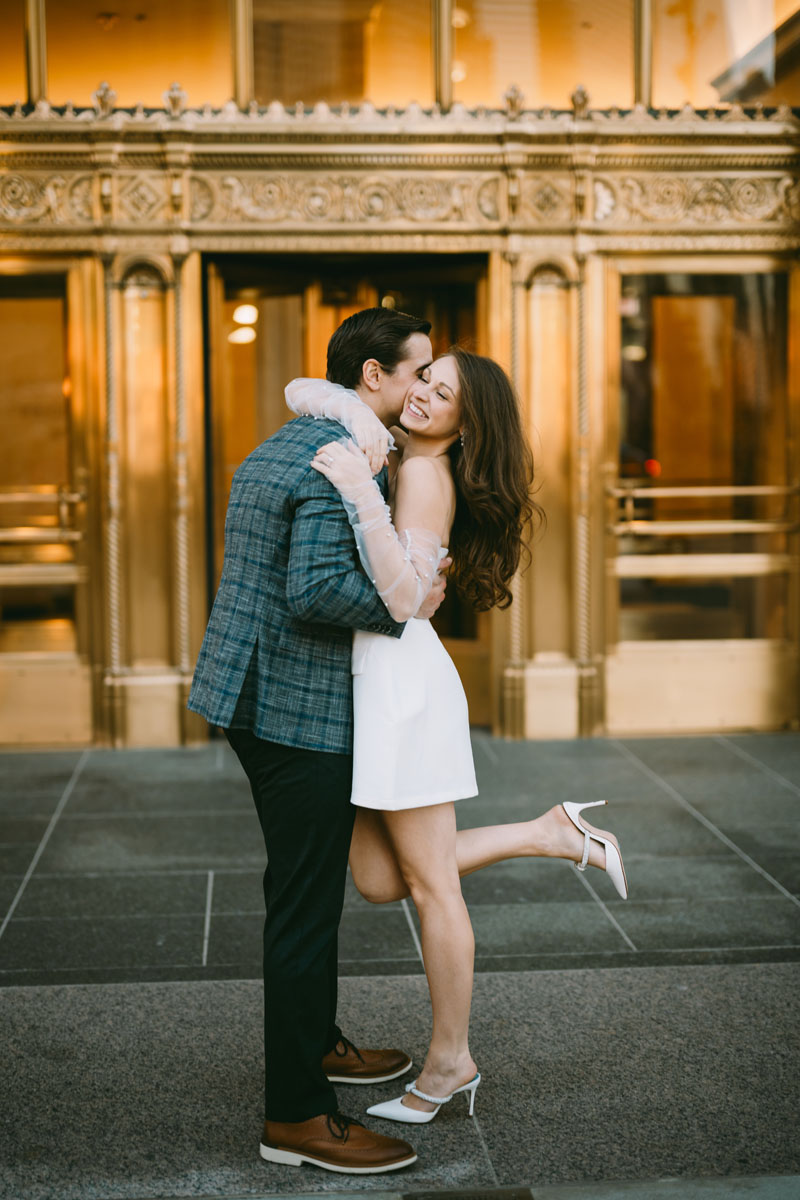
[327, 307, 432, 390]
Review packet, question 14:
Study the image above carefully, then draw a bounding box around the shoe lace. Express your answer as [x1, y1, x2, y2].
[332, 1034, 365, 1063]
[326, 1111, 365, 1142]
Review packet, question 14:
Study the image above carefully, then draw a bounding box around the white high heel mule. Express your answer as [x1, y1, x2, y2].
[366, 1072, 481, 1125]
[562, 799, 628, 899]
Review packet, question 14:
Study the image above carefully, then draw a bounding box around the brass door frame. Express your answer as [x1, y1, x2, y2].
[0, 254, 105, 744]
[602, 253, 800, 732]
[204, 252, 496, 726]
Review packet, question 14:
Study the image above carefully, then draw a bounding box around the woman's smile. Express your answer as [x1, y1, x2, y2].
[405, 399, 428, 421]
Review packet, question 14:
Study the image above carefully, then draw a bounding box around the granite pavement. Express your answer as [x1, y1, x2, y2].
[1, 733, 799, 1199]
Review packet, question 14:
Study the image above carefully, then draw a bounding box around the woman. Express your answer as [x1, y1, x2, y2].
[287, 348, 627, 1124]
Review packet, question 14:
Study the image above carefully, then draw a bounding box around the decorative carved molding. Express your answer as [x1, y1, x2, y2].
[189, 172, 505, 228]
[2, 97, 798, 134]
[4, 167, 797, 237]
[118, 174, 169, 223]
[592, 174, 800, 225]
[519, 176, 574, 224]
[0, 86, 798, 241]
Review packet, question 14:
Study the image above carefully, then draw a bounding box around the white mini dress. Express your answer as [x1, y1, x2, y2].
[350, 617, 478, 811]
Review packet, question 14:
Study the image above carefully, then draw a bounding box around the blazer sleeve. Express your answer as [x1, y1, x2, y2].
[286, 465, 406, 638]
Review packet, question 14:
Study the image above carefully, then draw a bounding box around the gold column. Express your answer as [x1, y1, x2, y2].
[523, 266, 581, 738]
[634, 0, 653, 108]
[110, 259, 185, 746]
[580, 255, 609, 735]
[232, 0, 254, 109]
[180, 253, 210, 743]
[499, 252, 527, 737]
[102, 258, 125, 744]
[433, 0, 453, 112]
[24, 0, 47, 106]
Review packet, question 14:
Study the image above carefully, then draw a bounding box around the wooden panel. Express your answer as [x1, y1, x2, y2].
[0, 659, 91, 744]
[606, 640, 798, 733]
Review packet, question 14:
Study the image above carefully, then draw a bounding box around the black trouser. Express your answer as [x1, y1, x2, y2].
[225, 727, 356, 1122]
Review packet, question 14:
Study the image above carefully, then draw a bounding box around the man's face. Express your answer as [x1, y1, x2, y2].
[381, 332, 433, 421]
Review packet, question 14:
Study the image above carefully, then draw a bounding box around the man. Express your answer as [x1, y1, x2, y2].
[188, 308, 445, 1174]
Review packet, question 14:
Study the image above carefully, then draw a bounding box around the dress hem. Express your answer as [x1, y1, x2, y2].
[351, 786, 478, 812]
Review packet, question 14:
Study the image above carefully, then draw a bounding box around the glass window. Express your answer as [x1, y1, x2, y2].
[451, 0, 634, 109]
[653, 1, 800, 108]
[253, 0, 434, 107]
[46, 0, 233, 108]
[0, 276, 80, 656]
[0, 1, 26, 105]
[614, 273, 791, 642]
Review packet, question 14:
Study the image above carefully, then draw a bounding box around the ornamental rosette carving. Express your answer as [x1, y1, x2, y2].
[0, 174, 66, 223]
[519, 177, 573, 223]
[118, 175, 167, 223]
[592, 175, 800, 225]
[195, 173, 504, 227]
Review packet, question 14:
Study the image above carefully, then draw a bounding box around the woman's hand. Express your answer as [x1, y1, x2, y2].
[311, 439, 377, 500]
[345, 411, 390, 476]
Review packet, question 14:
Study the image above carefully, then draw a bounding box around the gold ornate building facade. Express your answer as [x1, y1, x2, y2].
[1, 1, 799, 746]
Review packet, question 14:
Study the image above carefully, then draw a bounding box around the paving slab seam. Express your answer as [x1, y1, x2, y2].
[201, 870, 214, 966]
[59, 810, 253, 820]
[401, 897, 425, 963]
[66, 1180, 800, 1200]
[0, 748, 90, 941]
[611, 740, 800, 909]
[573, 870, 637, 950]
[714, 735, 800, 797]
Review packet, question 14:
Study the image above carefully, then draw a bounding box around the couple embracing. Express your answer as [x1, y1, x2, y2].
[188, 307, 628, 1176]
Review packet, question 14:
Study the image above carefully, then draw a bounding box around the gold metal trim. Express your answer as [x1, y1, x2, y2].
[634, 0, 653, 108]
[433, 0, 453, 112]
[24, 0, 46, 106]
[232, 0, 254, 110]
[614, 553, 793, 578]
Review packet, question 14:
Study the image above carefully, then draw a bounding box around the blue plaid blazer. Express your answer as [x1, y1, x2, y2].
[188, 416, 403, 754]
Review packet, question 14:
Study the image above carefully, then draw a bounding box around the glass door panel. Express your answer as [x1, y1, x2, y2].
[606, 266, 798, 733]
[0, 273, 91, 743]
[613, 272, 792, 643]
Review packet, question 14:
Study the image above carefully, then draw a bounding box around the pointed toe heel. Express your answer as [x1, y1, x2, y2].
[562, 799, 629, 899]
[367, 1073, 481, 1125]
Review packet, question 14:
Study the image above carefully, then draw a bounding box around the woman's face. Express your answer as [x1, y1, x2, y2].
[400, 355, 461, 441]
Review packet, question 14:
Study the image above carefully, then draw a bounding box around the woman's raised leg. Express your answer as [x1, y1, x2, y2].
[380, 802, 477, 1113]
[349, 803, 607, 905]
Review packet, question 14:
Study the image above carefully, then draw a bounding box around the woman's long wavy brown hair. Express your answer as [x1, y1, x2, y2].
[444, 347, 541, 611]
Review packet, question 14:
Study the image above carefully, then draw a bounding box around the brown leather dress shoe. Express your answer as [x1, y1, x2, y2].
[260, 1111, 417, 1174]
[322, 1035, 412, 1084]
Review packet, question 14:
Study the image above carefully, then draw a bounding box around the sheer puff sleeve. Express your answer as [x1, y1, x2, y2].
[286, 377, 395, 474]
[310, 439, 444, 623]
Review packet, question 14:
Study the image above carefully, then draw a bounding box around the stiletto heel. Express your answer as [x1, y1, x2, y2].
[562, 799, 629, 899]
[366, 1072, 481, 1125]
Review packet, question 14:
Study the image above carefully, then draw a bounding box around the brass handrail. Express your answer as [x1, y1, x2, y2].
[610, 520, 798, 536]
[608, 484, 799, 499]
[0, 491, 85, 505]
[0, 528, 82, 544]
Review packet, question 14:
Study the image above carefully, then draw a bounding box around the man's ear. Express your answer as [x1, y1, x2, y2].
[361, 358, 383, 392]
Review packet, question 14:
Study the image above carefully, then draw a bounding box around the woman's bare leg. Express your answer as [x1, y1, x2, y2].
[349, 803, 607, 904]
[381, 802, 477, 1113]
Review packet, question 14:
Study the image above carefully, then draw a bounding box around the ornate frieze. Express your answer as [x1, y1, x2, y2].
[0, 94, 798, 241]
[592, 174, 800, 226]
[187, 172, 504, 228]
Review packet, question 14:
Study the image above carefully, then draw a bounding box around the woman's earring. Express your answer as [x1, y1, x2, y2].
[459, 430, 465, 446]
